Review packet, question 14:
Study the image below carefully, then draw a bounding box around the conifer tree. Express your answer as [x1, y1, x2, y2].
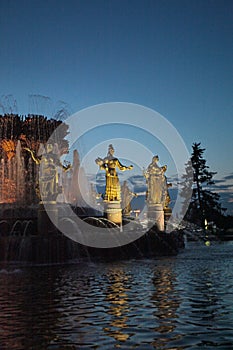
[181, 142, 226, 228]
[179, 159, 194, 220]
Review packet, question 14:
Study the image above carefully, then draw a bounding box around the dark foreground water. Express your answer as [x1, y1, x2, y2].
[0, 241, 233, 350]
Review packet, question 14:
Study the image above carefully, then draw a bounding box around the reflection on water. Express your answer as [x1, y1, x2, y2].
[0, 242, 233, 349]
[104, 268, 130, 342]
[151, 267, 182, 349]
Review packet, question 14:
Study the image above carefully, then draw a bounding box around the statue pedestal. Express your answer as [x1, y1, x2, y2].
[38, 202, 58, 235]
[105, 201, 122, 225]
[147, 203, 164, 231]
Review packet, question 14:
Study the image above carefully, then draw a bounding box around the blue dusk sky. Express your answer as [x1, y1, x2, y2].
[0, 0, 233, 211]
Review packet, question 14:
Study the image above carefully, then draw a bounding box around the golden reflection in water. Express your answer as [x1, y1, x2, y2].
[103, 267, 130, 343]
[151, 266, 184, 350]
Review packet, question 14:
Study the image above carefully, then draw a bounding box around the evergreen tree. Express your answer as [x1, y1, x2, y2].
[181, 142, 226, 228]
[179, 158, 194, 220]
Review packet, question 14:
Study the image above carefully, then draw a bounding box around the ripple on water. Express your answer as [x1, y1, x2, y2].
[0, 243, 233, 349]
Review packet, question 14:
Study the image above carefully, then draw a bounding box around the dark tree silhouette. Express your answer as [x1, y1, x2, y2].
[181, 142, 226, 229]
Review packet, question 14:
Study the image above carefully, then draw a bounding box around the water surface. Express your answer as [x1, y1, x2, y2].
[0, 241, 233, 349]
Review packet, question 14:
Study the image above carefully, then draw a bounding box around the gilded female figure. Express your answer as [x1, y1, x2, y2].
[95, 145, 133, 202]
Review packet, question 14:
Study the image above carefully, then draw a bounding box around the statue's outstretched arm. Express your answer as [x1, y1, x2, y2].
[24, 147, 40, 165]
[95, 157, 108, 171]
[63, 162, 71, 172]
[117, 159, 133, 171]
[95, 157, 103, 165]
[56, 159, 71, 172]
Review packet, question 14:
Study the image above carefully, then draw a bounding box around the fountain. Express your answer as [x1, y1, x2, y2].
[0, 114, 184, 263]
[0, 114, 69, 206]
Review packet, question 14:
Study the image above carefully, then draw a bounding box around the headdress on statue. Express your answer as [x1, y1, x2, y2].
[153, 155, 159, 162]
[107, 144, 115, 155]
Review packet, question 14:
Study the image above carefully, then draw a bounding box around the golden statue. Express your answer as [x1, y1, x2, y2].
[144, 155, 168, 206]
[95, 144, 133, 202]
[25, 143, 70, 201]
